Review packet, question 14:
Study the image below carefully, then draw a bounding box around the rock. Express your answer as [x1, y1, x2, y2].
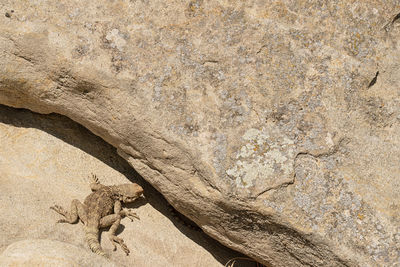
[0, 1, 399, 266]
[0, 105, 251, 267]
[0, 239, 116, 267]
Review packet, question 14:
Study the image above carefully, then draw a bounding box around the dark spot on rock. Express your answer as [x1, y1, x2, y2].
[186, 0, 203, 18]
[392, 13, 400, 24]
[72, 45, 89, 59]
[76, 81, 95, 95]
[367, 71, 379, 88]
[363, 97, 393, 127]
[5, 12, 11, 18]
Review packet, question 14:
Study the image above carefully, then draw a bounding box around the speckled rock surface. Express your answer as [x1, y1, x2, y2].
[0, 1, 399, 266]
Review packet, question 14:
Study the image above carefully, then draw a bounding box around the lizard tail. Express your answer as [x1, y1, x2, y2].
[84, 226, 107, 257]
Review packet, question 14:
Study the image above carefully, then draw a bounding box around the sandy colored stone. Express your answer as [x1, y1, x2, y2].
[0, 1, 399, 266]
[0, 106, 251, 267]
[0, 239, 116, 267]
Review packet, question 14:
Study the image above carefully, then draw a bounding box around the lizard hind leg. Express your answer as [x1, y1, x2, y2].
[50, 199, 87, 224]
[100, 214, 130, 255]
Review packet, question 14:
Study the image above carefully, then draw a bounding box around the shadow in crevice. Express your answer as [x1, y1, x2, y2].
[0, 104, 258, 267]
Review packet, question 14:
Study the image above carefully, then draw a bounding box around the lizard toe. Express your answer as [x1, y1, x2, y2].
[121, 208, 140, 221]
[50, 205, 67, 216]
[109, 236, 130, 255]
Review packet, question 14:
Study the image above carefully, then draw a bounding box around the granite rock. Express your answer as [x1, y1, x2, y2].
[1, 1, 399, 266]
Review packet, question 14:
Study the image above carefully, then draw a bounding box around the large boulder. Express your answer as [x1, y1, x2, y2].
[0, 1, 399, 266]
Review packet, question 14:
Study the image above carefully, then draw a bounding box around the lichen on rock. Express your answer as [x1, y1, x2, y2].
[226, 126, 296, 198]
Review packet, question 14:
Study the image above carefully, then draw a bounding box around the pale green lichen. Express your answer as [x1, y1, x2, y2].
[226, 127, 296, 194]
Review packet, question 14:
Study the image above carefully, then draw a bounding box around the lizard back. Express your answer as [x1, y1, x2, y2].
[84, 187, 115, 223]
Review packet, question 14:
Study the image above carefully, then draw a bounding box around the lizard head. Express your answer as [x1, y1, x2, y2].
[116, 183, 144, 203]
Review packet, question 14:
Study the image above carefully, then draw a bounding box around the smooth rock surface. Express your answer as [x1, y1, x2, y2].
[0, 1, 399, 266]
[0, 105, 252, 267]
[0, 239, 116, 267]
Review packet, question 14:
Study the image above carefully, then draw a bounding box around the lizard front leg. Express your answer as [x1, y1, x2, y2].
[100, 214, 130, 255]
[89, 173, 105, 192]
[119, 208, 140, 221]
[114, 200, 140, 222]
[50, 199, 88, 224]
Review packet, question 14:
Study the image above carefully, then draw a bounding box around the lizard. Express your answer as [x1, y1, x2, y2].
[50, 173, 144, 257]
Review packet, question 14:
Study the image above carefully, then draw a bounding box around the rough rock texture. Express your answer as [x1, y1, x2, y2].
[0, 1, 399, 266]
[0, 106, 251, 267]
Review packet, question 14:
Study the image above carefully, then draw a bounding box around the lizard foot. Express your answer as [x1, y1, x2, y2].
[89, 173, 100, 184]
[50, 205, 67, 217]
[109, 235, 130, 255]
[120, 208, 140, 221]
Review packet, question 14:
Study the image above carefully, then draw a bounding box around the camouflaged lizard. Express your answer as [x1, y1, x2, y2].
[50, 174, 144, 257]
